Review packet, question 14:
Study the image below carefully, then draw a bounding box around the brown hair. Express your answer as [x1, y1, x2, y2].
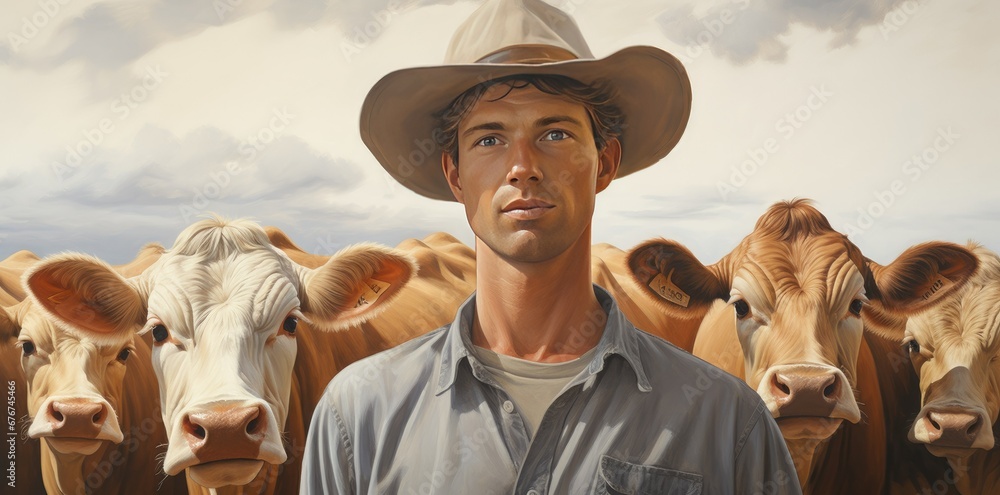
[435, 74, 624, 165]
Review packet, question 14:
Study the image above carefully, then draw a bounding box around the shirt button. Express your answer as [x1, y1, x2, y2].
[502, 400, 515, 413]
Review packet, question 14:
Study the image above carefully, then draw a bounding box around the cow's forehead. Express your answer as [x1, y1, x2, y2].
[910, 284, 1000, 350]
[20, 303, 130, 356]
[146, 246, 301, 335]
[737, 233, 863, 299]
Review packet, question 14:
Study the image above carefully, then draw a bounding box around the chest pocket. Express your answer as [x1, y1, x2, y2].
[595, 455, 703, 495]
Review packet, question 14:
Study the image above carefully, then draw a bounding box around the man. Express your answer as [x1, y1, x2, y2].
[302, 1, 799, 493]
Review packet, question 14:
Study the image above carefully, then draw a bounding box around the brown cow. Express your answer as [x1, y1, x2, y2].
[1, 243, 187, 494]
[870, 243, 1000, 495]
[22, 220, 475, 495]
[1, 250, 44, 495]
[625, 199, 978, 494]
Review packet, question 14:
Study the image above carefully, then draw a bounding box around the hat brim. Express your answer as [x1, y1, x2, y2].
[360, 45, 692, 201]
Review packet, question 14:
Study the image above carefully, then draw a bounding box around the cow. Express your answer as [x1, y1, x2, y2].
[624, 199, 979, 494]
[1, 250, 44, 495]
[1, 243, 187, 494]
[22, 219, 476, 494]
[870, 243, 1000, 495]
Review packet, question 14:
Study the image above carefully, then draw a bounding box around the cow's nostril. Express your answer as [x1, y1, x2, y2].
[183, 415, 208, 440]
[52, 410, 64, 422]
[929, 417, 941, 432]
[967, 416, 981, 436]
[246, 417, 259, 435]
[772, 374, 790, 395]
[824, 382, 836, 398]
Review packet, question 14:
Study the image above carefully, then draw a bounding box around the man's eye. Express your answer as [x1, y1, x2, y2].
[542, 130, 568, 141]
[476, 136, 499, 147]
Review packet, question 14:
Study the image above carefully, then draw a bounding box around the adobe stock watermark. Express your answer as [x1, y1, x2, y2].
[341, 1, 406, 62]
[76, 407, 163, 494]
[6, 0, 74, 53]
[212, 0, 247, 21]
[405, 423, 502, 495]
[842, 126, 959, 238]
[880, 0, 927, 41]
[919, 458, 969, 495]
[655, 0, 751, 63]
[5, 380, 15, 489]
[556, 0, 589, 14]
[718, 85, 834, 200]
[178, 107, 294, 223]
[682, 337, 744, 403]
[51, 65, 170, 182]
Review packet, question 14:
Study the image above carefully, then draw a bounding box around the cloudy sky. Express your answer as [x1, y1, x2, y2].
[1, 0, 997, 268]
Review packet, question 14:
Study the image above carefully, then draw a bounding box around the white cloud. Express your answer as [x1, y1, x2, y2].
[0, 0, 997, 269]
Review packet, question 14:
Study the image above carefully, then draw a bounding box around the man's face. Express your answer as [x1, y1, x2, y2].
[442, 83, 620, 263]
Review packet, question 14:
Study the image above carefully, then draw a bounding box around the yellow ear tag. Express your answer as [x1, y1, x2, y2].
[649, 270, 691, 308]
[355, 279, 391, 308]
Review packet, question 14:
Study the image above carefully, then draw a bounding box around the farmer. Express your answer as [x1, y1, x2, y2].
[302, 1, 798, 493]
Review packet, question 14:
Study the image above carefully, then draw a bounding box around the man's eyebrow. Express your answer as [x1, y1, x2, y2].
[536, 115, 585, 128]
[461, 122, 505, 137]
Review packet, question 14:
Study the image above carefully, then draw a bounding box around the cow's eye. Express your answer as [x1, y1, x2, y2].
[117, 348, 131, 363]
[849, 299, 864, 317]
[152, 324, 169, 343]
[906, 340, 920, 355]
[19, 341, 35, 357]
[282, 316, 297, 335]
[734, 300, 751, 319]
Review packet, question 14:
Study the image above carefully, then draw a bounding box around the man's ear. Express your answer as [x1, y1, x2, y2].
[24, 253, 147, 346]
[300, 243, 417, 331]
[595, 137, 621, 194]
[627, 239, 730, 320]
[863, 241, 979, 338]
[442, 152, 464, 203]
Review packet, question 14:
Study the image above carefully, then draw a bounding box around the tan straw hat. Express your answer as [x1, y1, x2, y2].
[360, 0, 692, 201]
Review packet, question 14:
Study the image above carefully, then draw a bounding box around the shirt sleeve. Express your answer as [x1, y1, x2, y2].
[734, 402, 803, 495]
[300, 392, 357, 495]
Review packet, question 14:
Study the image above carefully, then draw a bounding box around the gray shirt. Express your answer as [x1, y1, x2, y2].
[301, 286, 800, 495]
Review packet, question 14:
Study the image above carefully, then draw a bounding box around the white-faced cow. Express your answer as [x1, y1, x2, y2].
[625, 199, 979, 494]
[1, 244, 187, 494]
[870, 243, 1000, 495]
[23, 219, 479, 494]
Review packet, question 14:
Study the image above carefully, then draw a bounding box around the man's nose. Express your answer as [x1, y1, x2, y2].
[506, 140, 544, 184]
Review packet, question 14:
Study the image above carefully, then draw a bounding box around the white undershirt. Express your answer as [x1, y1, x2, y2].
[475, 346, 597, 437]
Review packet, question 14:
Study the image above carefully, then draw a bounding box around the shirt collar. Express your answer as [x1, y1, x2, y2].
[435, 285, 652, 395]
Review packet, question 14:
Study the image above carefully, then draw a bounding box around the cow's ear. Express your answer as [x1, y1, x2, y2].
[863, 242, 979, 337]
[0, 305, 19, 344]
[300, 243, 416, 331]
[24, 254, 146, 345]
[627, 239, 730, 320]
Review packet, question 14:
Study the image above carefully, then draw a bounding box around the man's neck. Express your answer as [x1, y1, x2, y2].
[471, 233, 607, 363]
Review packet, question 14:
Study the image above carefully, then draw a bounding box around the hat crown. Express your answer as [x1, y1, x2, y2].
[444, 0, 595, 64]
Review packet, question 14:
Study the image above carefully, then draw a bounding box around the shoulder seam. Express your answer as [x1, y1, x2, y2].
[331, 404, 357, 487]
[734, 400, 767, 459]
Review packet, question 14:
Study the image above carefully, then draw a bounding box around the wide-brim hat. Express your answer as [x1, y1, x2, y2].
[360, 0, 692, 201]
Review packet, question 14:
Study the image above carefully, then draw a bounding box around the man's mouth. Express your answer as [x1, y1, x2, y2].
[501, 199, 555, 220]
